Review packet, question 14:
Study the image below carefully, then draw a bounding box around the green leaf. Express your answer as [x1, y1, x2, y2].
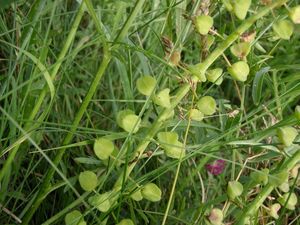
[78, 171, 98, 191]
[277, 126, 298, 147]
[252, 67, 270, 106]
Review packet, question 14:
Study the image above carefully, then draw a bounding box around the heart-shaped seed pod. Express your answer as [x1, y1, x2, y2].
[272, 19, 294, 40]
[190, 109, 204, 121]
[131, 189, 143, 201]
[117, 110, 141, 133]
[208, 208, 223, 225]
[230, 42, 251, 59]
[227, 181, 243, 200]
[195, 15, 213, 35]
[269, 203, 281, 219]
[78, 171, 98, 191]
[206, 68, 223, 85]
[153, 88, 171, 108]
[277, 126, 298, 146]
[65, 210, 85, 225]
[116, 219, 135, 225]
[269, 171, 289, 186]
[189, 63, 207, 82]
[278, 192, 298, 210]
[295, 105, 300, 120]
[289, 6, 300, 24]
[136, 75, 157, 96]
[94, 138, 114, 160]
[88, 192, 111, 212]
[228, 61, 250, 82]
[250, 168, 269, 185]
[233, 0, 251, 20]
[164, 140, 185, 159]
[141, 183, 162, 202]
[196, 96, 217, 116]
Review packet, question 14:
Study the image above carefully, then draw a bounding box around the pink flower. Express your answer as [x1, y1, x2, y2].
[206, 159, 226, 175]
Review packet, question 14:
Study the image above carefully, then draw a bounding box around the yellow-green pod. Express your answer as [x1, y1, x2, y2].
[208, 208, 223, 225]
[228, 61, 250, 82]
[206, 68, 223, 85]
[195, 15, 213, 35]
[190, 109, 204, 122]
[136, 75, 157, 96]
[277, 126, 298, 146]
[230, 42, 251, 59]
[153, 88, 171, 108]
[78, 171, 98, 191]
[141, 183, 162, 202]
[196, 96, 217, 116]
[227, 181, 243, 200]
[116, 219, 134, 225]
[278, 193, 298, 210]
[94, 138, 114, 160]
[233, 0, 251, 20]
[289, 6, 300, 24]
[272, 19, 294, 40]
[88, 192, 111, 212]
[65, 210, 84, 225]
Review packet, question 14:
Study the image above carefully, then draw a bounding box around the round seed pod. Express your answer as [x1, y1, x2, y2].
[78, 171, 98, 191]
[117, 110, 141, 133]
[208, 208, 223, 225]
[141, 183, 162, 202]
[164, 140, 185, 159]
[272, 19, 294, 40]
[136, 75, 157, 96]
[269, 171, 289, 186]
[65, 210, 83, 225]
[88, 192, 111, 212]
[269, 203, 281, 219]
[190, 109, 204, 121]
[195, 15, 213, 35]
[227, 181, 243, 200]
[157, 132, 178, 145]
[230, 42, 251, 59]
[289, 6, 300, 24]
[94, 138, 114, 160]
[131, 189, 143, 201]
[279, 181, 290, 193]
[153, 88, 171, 108]
[228, 61, 250, 82]
[189, 63, 207, 82]
[250, 168, 269, 185]
[116, 219, 135, 225]
[233, 0, 251, 20]
[295, 105, 300, 120]
[277, 126, 298, 146]
[206, 68, 223, 85]
[196, 96, 217, 116]
[278, 192, 298, 210]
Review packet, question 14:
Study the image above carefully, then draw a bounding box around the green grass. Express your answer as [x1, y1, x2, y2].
[0, 0, 300, 224]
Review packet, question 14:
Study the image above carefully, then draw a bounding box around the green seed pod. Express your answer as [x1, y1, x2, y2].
[65, 210, 84, 225]
[208, 208, 223, 225]
[117, 110, 141, 133]
[157, 132, 178, 144]
[196, 96, 217, 116]
[94, 138, 114, 160]
[116, 219, 135, 225]
[206, 68, 223, 85]
[153, 88, 171, 108]
[269, 171, 289, 186]
[272, 19, 294, 40]
[250, 168, 269, 185]
[136, 75, 157, 96]
[78, 171, 98, 191]
[230, 42, 251, 59]
[295, 105, 300, 120]
[141, 183, 162, 202]
[291, 164, 300, 178]
[195, 15, 213, 35]
[233, 0, 251, 20]
[189, 63, 207, 82]
[190, 109, 204, 121]
[164, 140, 185, 159]
[278, 192, 298, 210]
[289, 6, 300, 24]
[88, 192, 111, 212]
[279, 181, 289, 193]
[131, 189, 143, 201]
[157, 108, 175, 121]
[269, 203, 281, 219]
[228, 61, 250, 82]
[277, 126, 298, 146]
[227, 181, 243, 200]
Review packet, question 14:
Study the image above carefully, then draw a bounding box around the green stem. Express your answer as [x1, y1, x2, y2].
[236, 150, 300, 225]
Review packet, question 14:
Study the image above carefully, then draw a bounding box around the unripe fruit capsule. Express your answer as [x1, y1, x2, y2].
[277, 126, 298, 146]
[65, 210, 84, 225]
[116, 219, 135, 225]
[233, 0, 251, 20]
[208, 208, 223, 225]
[230, 42, 251, 59]
[206, 68, 223, 85]
[269, 203, 281, 219]
[272, 19, 294, 40]
[195, 15, 213, 35]
[136, 75, 157, 96]
[228, 61, 250, 82]
[88, 192, 111, 212]
[190, 109, 204, 121]
[278, 192, 298, 210]
[153, 88, 171, 108]
[196, 96, 217, 116]
[117, 110, 141, 133]
[227, 181, 243, 200]
[131, 189, 143, 201]
[78, 171, 98, 191]
[141, 183, 162, 202]
[289, 6, 300, 24]
[94, 138, 114, 160]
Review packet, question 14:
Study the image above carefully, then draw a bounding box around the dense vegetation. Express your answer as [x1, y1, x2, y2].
[0, 0, 300, 224]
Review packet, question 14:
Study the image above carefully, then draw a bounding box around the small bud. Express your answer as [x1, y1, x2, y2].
[289, 6, 300, 24]
[233, 0, 252, 20]
[136, 75, 157, 96]
[65, 210, 84, 225]
[208, 208, 223, 225]
[269, 171, 289, 186]
[153, 88, 171, 108]
[189, 63, 207, 82]
[195, 15, 214, 35]
[116, 219, 135, 225]
[272, 19, 294, 40]
[278, 192, 298, 210]
[78, 171, 98, 191]
[295, 105, 300, 120]
[227, 181, 243, 200]
[141, 183, 162, 202]
[131, 189, 143, 201]
[190, 109, 204, 121]
[94, 138, 114, 160]
[250, 168, 269, 185]
[196, 96, 217, 116]
[277, 126, 298, 146]
[228, 61, 250, 82]
[117, 110, 141, 133]
[269, 203, 281, 219]
[230, 42, 251, 59]
[206, 68, 223, 85]
[88, 192, 111, 212]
